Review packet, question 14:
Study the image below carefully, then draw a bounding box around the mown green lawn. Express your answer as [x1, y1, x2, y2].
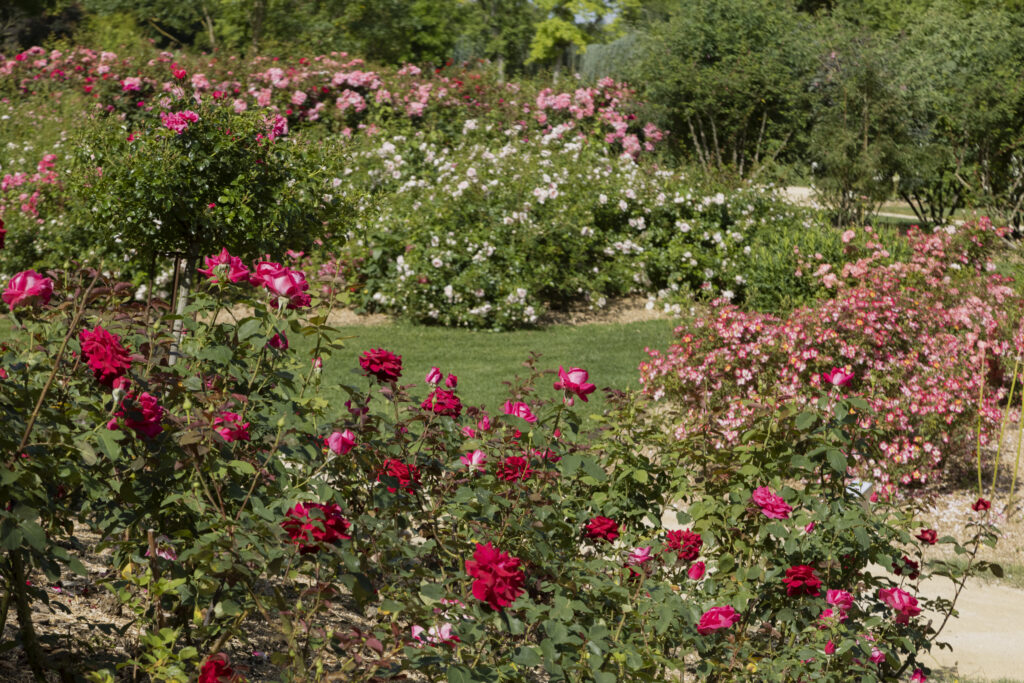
[309, 319, 678, 415]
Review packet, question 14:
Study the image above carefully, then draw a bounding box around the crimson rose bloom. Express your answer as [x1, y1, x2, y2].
[3, 269, 53, 309]
[879, 587, 921, 623]
[465, 542, 525, 611]
[972, 497, 991, 512]
[665, 529, 703, 561]
[421, 388, 462, 418]
[213, 412, 250, 442]
[282, 502, 351, 553]
[79, 325, 133, 386]
[108, 391, 164, 438]
[496, 455, 533, 482]
[378, 458, 420, 493]
[198, 654, 235, 683]
[782, 565, 822, 597]
[359, 348, 402, 383]
[752, 486, 792, 519]
[892, 555, 920, 580]
[916, 528, 937, 545]
[584, 516, 619, 542]
[696, 606, 741, 635]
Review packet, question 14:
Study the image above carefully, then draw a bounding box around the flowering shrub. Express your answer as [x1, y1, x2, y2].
[0, 255, 998, 681]
[641, 219, 1021, 489]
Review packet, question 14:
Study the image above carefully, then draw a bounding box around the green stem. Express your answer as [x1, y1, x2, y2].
[991, 355, 1020, 499]
[1009, 393, 1024, 507]
[8, 553, 47, 681]
[976, 350, 986, 497]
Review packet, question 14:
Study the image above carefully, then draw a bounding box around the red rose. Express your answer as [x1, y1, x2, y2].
[584, 516, 619, 542]
[496, 455, 533, 482]
[971, 497, 991, 512]
[892, 555, 920, 580]
[421, 388, 462, 418]
[687, 561, 706, 580]
[377, 458, 420, 493]
[108, 391, 164, 439]
[696, 606, 740, 635]
[282, 502, 351, 553]
[359, 348, 402, 383]
[665, 529, 703, 561]
[0, 218, 5, 249]
[465, 542, 525, 611]
[199, 654, 235, 682]
[213, 412, 250, 442]
[915, 528, 937, 545]
[3, 269, 53, 309]
[782, 565, 821, 597]
[79, 325, 132, 386]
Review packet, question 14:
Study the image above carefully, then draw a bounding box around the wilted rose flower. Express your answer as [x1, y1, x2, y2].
[79, 325, 132, 387]
[915, 528, 937, 545]
[3, 270, 53, 309]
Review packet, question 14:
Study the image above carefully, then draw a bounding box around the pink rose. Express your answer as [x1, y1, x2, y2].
[325, 429, 355, 455]
[256, 262, 310, 309]
[460, 449, 486, 472]
[687, 561, 706, 580]
[696, 606, 741, 635]
[821, 366, 854, 387]
[869, 647, 885, 664]
[213, 412, 250, 442]
[197, 248, 250, 284]
[627, 546, 653, 566]
[826, 589, 854, 612]
[3, 270, 53, 309]
[553, 366, 596, 404]
[425, 366, 442, 385]
[910, 669, 927, 682]
[825, 641, 835, 655]
[878, 587, 921, 623]
[502, 400, 537, 423]
[751, 486, 792, 519]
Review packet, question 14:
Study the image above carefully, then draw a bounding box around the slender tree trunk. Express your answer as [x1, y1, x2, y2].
[202, 1, 217, 50]
[251, 0, 266, 52]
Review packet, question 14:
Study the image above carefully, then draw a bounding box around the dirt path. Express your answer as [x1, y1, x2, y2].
[919, 575, 1024, 680]
[782, 185, 919, 221]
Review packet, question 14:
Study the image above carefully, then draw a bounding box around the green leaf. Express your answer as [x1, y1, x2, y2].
[447, 666, 472, 683]
[227, 460, 256, 476]
[214, 599, 241, 617]
[826, 449, 847, 474]
[512, 646, 541, 667]
[795, 411, 817, 430]
[237, 318, 263, 341]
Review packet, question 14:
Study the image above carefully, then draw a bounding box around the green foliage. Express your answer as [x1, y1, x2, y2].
[64, 103, 344, 271]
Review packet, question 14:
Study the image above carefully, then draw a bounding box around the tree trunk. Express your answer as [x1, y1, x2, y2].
[251, 0, 266, 52]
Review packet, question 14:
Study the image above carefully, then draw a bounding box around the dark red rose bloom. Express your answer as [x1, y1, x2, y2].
[782, 564, 822, 597]
[496, 455, 533, 482]
[0, 218, 5, 249]
[915, 528, 937, 545]
[282, 502, 351, 554]
[198, 655, 235, 683]
[972, 497, 991, 512]
[108, 391, 164, 439]
[79, 325, 132, 386]
[421, 388, 462, 418]
[359, 348, 402, 382]
[665, 529, 703, 561]
[584, 516, 619, 542]
[377, 458, 420, 493]
[892, 555, 920, 580]
[465, 542, 525, 611]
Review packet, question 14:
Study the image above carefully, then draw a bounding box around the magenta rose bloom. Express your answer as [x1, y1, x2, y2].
[359, 348, 402, 383]
[377, 458, 420, 493]
[584, 516, 619, 542]
[197, 248, 250, 284]
[826, 589, 854, 612]
[665, 529, 703, 561]
[553, 366, 596, 404]
[465, 542, 525, 611]
[425, 366, 442, 385]
[821, 366, 854, 387]
[752, 486, 792, 519]
[496, 455, 533, 482]
[687, 561, 706, 580]
[267, 332, 289, 350]
[3, 269, 53, 309]
[782, 565, 822, 597]
[260, 263, 311, 309]
[915, 528, 937, 545]
[878, 587, 921, 623]
[502, 400, 537, 423]
[79, 325, 133, 387]
[325, 429, 356, 455]
[109, 391, 164, 439]
[696, 606, 741, 635]
[213, 412, 250, 442]
[421, 388, 462, 418]
[282, 502, 351, 553]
